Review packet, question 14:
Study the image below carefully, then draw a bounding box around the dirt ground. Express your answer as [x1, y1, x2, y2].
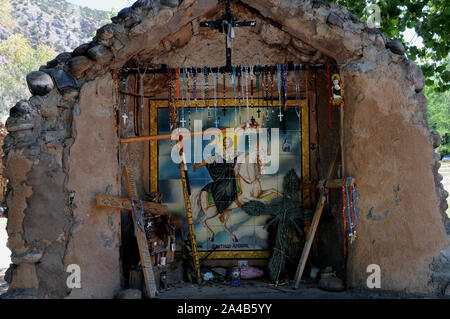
[154, 279, 416, 299]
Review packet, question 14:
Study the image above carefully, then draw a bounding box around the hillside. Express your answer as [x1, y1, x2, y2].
[0, 0, 111, 118]
[1, 0, 109, 52]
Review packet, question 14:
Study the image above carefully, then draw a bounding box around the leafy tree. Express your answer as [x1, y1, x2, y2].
[425, 85, 450, 157]
[0, 34, 56, 117]
[331, 0, 449, 92]
[0, 0, 14, 27]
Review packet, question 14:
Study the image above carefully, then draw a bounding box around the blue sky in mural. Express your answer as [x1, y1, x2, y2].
[67, 0, 130, 11]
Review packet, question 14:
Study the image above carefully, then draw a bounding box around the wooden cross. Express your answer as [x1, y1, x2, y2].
[200, 0, 255, 71]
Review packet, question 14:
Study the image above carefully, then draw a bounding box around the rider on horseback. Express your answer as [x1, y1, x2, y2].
[193, 136, 239, 222]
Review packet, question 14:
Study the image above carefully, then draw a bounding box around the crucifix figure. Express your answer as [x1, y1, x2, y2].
[200, 0, 255, 71]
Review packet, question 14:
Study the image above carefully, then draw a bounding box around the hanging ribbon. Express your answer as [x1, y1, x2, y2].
[168, 68, 177, 131]
[342, 177, 358, 242]
[295, 65, 301, 119]
[193, 70, 198, 113]
[131, 198, 146, 235]
[180, 68, 186, 127]
[212, 70, 219, 128]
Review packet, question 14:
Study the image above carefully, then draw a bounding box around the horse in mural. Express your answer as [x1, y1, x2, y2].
[191, 149, 281, 242]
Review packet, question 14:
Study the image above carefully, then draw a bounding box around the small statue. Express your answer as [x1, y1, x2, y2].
[160, 272, 168, 290]
[231, 267, 241, 287]
[331, 74, 343, 106]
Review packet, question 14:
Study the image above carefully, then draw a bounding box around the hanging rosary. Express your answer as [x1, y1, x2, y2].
[212, 71, 219, 128]
[342, 177, 358, 244]
[295, 65, 301, 119]
[138, 68, 147, 131]
[232, 66, 238, 125]
[167, 69, 176, 131]
[245, 66, 250, 125]
[204, 67, 211, 126]
[180, 68, 186, 127]
[276, 64, 283, 122]
[254, 66, 260, 118]
[222, 72, 227, 117]
[282, 63, 288, 111]
[121, 70, 129, 126]
[193, 69, 198, 117]
[187, 68, 192, 128]
[240, 66, 245, 124]
[250, 66, 255, 120]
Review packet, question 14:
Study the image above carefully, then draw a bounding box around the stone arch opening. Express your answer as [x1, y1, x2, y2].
[2, 0, 448, 299]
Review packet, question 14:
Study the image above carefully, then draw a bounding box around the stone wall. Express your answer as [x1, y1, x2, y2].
[1, 0, 449, 298]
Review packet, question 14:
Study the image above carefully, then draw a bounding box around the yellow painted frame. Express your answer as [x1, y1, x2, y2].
[149, 99, 310, 259]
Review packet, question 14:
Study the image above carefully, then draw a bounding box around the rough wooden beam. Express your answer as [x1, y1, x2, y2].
[299, 177, 355, 190]
[123, 166, 158, 298]
[293, 145, 341, 289]
[96, 193, 169, 215]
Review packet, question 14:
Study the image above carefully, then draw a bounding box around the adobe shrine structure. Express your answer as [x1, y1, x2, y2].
[1, 0, 449, 299]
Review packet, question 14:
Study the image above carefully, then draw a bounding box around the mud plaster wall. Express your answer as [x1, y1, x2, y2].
[2, 0, 449, 298]
[65, 73, 121, 298]
[344, 68, 448, 293]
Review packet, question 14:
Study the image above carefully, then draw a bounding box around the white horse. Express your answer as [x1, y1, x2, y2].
[190, 150, 280, 242]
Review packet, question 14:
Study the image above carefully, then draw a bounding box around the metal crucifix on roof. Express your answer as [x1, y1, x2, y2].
[200, 0, 256, 72]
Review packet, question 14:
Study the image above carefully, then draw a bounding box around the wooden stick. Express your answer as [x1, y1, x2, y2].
[96, 193, 169, 215]
[299, 177, 354, 190]
[123, 166, 158, 298]
[120, 91, 155, 98]
[293, 189, 326, 289]
[293, 145, 341, 289]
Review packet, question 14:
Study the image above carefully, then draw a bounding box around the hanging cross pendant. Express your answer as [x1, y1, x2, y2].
[257, 108, 261, 118]
[278, 110, 284, 122]
[122, 113, 128, 125]
[180, 117, 187, 127]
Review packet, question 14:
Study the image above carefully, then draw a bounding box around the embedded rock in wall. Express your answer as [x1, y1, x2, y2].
[26, 71, 54, 96]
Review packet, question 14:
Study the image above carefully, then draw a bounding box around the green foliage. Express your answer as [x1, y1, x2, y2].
[0, 0, 14, 27]
[425, 85, 450, 157]
[0, 34, 56, 117]
[331, 0, 449, 92]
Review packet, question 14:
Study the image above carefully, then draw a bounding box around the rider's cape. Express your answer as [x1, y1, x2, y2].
[202, 154, 239, 216]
